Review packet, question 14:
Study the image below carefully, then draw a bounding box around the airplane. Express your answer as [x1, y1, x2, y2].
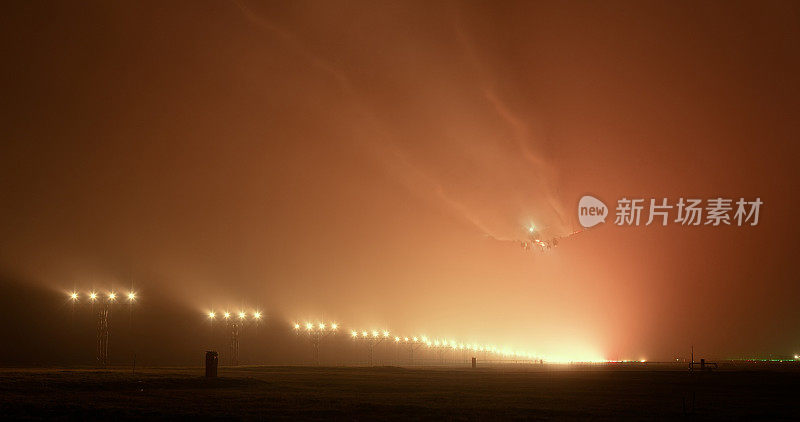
[520, 224, 578, 252]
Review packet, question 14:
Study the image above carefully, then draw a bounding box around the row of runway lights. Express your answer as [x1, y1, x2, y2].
[65, 292, 546, 359]
[201, 313, 548, 360]
[203, 313, 538, 359]
[287, 321, 539, 359]
[64, 292, 591, 362]
[64, 292, 640, 362]
[67, 290, 516, 356]
[64, 291, 552, 361]
[348, 330, 537, 359]
[67, 291, 136, 301]
[65, 291, 608, 362]
[207, 311, 262, 320]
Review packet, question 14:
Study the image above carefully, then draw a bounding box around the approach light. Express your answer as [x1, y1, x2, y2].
[208, 312, 216, 319]
[372, 330, 379, 338]
[238, 311, 246, 319]
[413, 337, 418, 342]
[224, 312, 231, 319]
[108, 293, 117, 300]
[404, 337, 409, 342]
[318, 322, 325, 330]
[253, 311, 262, 319]
[394, 336, 400, 342]
[383, 330, 390, 337]
[89, 292, 97, 301]
[361, 331, 368, 337]
[306, 322, 313, 330]
[351, 330, 358, 337]
[127, 292, 136, 301]
[331, 323, 338, 330]
[70, 292, 78, 300]
[294, 323, 300, 329]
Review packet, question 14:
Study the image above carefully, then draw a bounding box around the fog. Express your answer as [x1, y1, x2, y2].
[1, 0, 798, 365]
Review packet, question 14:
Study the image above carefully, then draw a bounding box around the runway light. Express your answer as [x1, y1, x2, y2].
[108, 293, 117, 300]
[89, 292, 97, 301]
[208, 312, 216, 319]
[224, 312, 231, 319]
[253, 311, 261, 319]
[70, 292, 78, 300]
[127, 292, 136, 301]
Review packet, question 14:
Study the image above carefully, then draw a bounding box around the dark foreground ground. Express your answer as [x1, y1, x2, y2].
[2, 364, 800, 420]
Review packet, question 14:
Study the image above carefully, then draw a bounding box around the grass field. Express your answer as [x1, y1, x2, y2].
[2, 364, 800, 420]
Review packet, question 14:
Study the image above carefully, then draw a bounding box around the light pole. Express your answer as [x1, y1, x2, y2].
[393, 336, 400, 365]
[352, 329, 389, 366]
[396, 336, 424, 366]
[294, 321, 338, 366]
[209, 310, 262, 366]
[69, 290, 136, 368]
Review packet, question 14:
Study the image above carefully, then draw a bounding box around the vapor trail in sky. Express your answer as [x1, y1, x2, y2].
[230, 0, 531, 241]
